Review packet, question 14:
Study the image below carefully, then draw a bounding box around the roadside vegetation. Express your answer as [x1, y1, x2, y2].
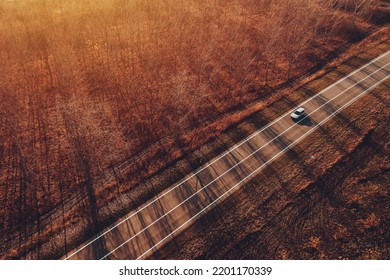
[0, 0, 387, 259]
[151, 42, 390, 259]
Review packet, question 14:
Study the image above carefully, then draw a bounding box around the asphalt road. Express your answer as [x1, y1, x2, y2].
[64, 49, 390, 260]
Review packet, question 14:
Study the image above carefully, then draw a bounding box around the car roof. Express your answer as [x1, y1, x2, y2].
[296, 107, 305, 112]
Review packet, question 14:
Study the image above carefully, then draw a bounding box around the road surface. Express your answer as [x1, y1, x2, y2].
[64, 49, 390, 260]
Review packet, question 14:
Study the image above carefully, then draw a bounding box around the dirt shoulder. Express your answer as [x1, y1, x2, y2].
[149, 39, 390, 260]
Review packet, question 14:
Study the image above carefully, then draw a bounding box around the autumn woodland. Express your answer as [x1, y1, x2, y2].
[0, 0, 387, 259]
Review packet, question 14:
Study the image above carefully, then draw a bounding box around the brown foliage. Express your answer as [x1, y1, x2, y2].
[0, 0, 379, 259]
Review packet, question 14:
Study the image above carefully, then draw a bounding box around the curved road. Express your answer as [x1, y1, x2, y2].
[64, 49, 390, 260]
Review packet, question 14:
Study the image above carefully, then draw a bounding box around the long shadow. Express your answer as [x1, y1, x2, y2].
[199, 146, 242, 222]
[172, 181, 205, 219]
[92, 237, 112, 260]
[122, 219, 138, 259]
[225, 133, 345, 258]
[262, 126, 292, 151]
[152, 61, 388, 258]
[311, 82, 388, 156]
[160, 92, 386, 258]
[149, 194, 176, 243]
[222, 107, 388, 259]
[301, 85, 341, 118]
[313, 94, 340, 115]
[79, 172, 110, 260]
[245, 139, 269, 165]
[265, 135, 334, 241]
[171, 145, 255, 234]
[333, 65, 389, 88]
[297, 116, 314, 127]
[368, 84, 390, 107]
[151, 52, 389, 259]
[194, 163, 236, 223]
[301, 82, 377, 138]
[221, 144, 324, 258]
[304, 84, 389, 157]
[225, 141, 256, 177]
[134, 211, 155, 258]
[165, 84, 326, 229]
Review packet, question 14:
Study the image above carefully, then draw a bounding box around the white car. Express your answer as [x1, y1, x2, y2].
[291, 107, 306, 121]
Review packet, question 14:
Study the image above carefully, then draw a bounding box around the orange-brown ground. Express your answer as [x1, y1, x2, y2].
[150, 42, 390, 260]
[0, 1, 389, 259]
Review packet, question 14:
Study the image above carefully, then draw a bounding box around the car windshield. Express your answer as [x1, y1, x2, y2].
[295, 110, 301, 115]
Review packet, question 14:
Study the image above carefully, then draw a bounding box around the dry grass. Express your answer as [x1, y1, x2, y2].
[150, 41, 390, 260]
[0, 0, 387, 259]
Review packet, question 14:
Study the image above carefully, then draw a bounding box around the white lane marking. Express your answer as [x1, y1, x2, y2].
[136, 72, 390, 260]
[101, 64, 390, 260]
[101, 62, 390, 260]
[65, 49, 390, 260]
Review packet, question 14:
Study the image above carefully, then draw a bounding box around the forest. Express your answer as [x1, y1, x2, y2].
[0, 0, 385, 259]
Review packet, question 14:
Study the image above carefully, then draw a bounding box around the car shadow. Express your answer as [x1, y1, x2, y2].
[297, 116, 314, 127]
